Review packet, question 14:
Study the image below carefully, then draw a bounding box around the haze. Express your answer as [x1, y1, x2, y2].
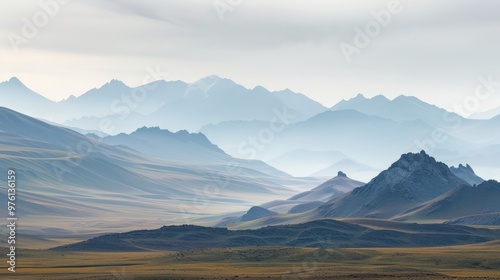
[1, 0, 500, 114]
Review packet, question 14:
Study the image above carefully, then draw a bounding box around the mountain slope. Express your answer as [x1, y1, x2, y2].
[330, 94, 463, 127]
[316, 151, 470, 219]
[100, 126, 290, 177]
[53, 219, 500, 252]
[0, 107, 307, 237]
[0, 77, 56, 118]
[470, 105, 500, 120]
[261, 172, 364, 213]
[289, 172, 363, 202]
[450, 164, 484, 185]
[397, 180, 500, 222]
[62, 76, 323, 132]
[240, 206, 278, 222]
[201, 109, 473, 182]
[446, 213, 500, 226]
[267, 149, 349, 177]
[59, 79, 187, 122]
[148, 77, 304, 131]
[215, 172, 364, 227]
[270, 88, 326, 117]
[102, 126, 227, 162]
[310, 159, 378, 179]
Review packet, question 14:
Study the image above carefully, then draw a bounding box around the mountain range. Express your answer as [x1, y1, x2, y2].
[0, 107, 319, 237]
[1, 77, 500, 181]
[222, 151, 500, 229]
[54, 219, 500, 252]
[0, 76, 326, 132]
[215, 171, 364, 227]
[0, 102, 498, 251]
[317, 151, 470, 219]
[201, 96, 500, 181]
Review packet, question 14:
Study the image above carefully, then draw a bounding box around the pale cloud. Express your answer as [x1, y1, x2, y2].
[1, 0, 499, 113]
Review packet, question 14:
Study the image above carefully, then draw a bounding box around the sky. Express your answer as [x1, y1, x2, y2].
[1, 0, 500, 114]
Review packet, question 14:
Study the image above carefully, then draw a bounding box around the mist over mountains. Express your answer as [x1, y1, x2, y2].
[2, 76, 499, 182]
[0, 74, 499, 249]
[222, 151, 500, 230]
[0, 107, 320, 236]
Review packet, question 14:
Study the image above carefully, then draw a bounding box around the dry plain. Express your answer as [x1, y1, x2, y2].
[1, 241, 499, 280]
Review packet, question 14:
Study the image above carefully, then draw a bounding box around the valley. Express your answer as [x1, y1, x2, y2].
[2, 242, 500, 279]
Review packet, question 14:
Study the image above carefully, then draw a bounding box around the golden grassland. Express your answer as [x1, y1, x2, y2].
[0, 242, 499, 279]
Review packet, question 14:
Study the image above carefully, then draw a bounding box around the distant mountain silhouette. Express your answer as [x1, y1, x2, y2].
[100, 126, 290, 177]
[240, 206, 278, 222]
[446, 213, 500, 226]
[216, 172, 364, 227]
[0, 77, 55, 118]
[470, 105, 500, 120]
[0, 107, 305, 235]
[263, 172, 364, 213]
[450, 164, 484, 185]
[331, 94, 463, 126]
[1, 77, 499, 181]
[62, 76, 325, 132]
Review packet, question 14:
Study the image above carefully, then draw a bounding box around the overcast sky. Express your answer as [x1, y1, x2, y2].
[1, 0, 499, 113]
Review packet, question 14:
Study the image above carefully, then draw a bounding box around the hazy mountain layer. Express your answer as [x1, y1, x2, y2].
[0, 107, 315, 237]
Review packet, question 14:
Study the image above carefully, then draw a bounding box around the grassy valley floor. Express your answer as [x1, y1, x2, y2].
[1, 241, 499, 279]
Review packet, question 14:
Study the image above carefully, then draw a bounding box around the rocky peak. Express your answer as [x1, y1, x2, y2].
[357, 151, 469, 202]
[450, 163, 484, 185]
[240, 206, 277, 222]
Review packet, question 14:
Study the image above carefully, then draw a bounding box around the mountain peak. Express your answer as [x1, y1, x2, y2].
[107, 79, 127, 87]
[252, 85, 269, 93]
[354, 93, 365, 99]
[390, 150, 434, 170]
[8, 77, 22, 84]
[450, 163, 484, 185]
[318, 151, 470, 219]
[374, 150, 469, 197]
[92, 79, 129, 92]
[205, 74, 223, 81]
[2, 77, 26, 88]
[392, 94, 422, 104]
[193, 75, 224, 85]
[240, 206, 277, 222]
[337, 171, 347, 177]
[132, 126, 173, 136]
[372, 94, 390, 101]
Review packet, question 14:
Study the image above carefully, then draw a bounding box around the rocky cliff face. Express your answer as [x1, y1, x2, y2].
[317, 151, 470, 219]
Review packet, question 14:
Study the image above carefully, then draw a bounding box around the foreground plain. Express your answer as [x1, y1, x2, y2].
[1, 241, 499, 279]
